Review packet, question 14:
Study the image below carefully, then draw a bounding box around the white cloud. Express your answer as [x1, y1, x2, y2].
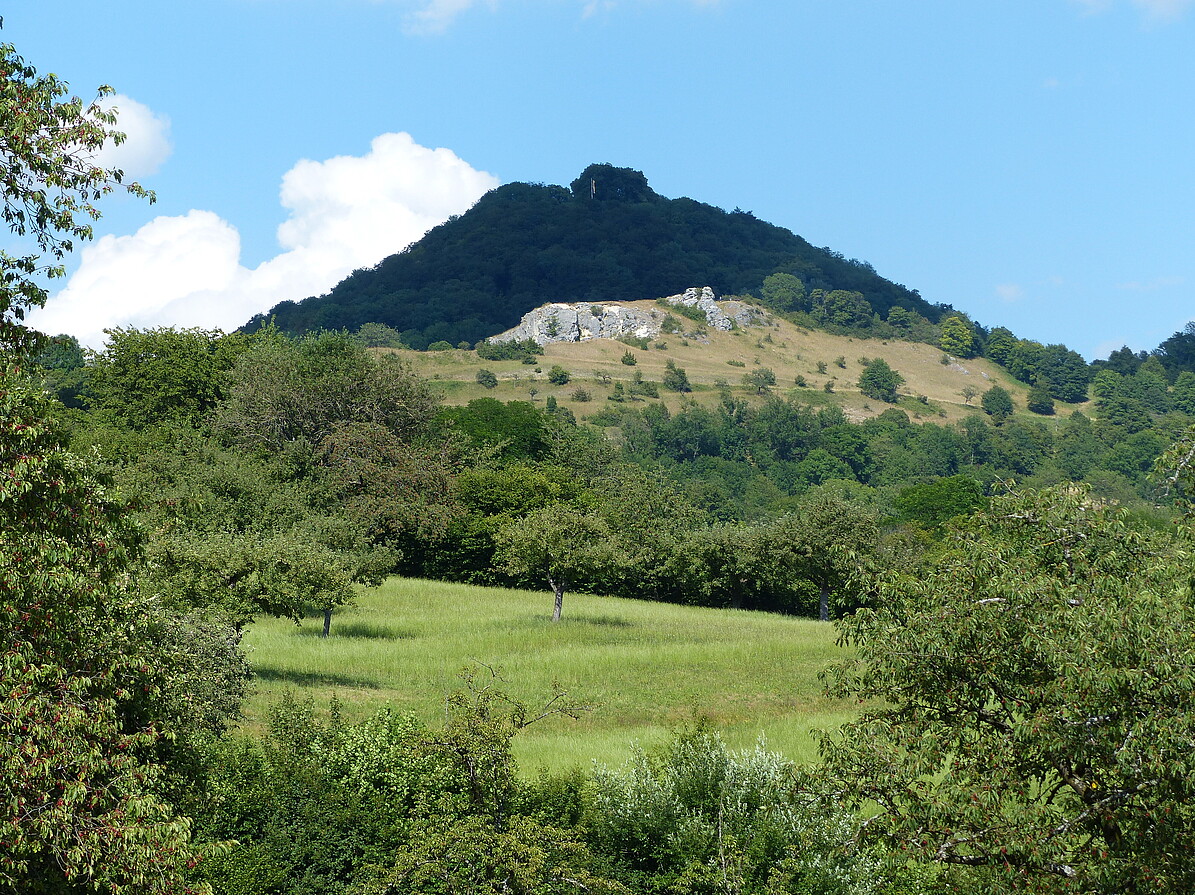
[1133, 0, 1195, 20]
[91, 94, 173, 179]
[404, 0, 488, 35]
[1069, 0, 1193, 20]
[995, 283, 1024, 302]
[402, 0, 721, 35]
[28, 133, 498, 348]
[1115, 275, 1185, 291]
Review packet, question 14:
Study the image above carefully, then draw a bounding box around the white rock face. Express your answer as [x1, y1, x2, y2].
[489, 287, 764, 346]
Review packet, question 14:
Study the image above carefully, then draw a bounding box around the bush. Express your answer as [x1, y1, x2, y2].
[620, 350, 637, 366]
[476, 369, 498, 389]
[476, 338, 543, 362]
[857, 358, 904, 403]
[355, 322, 405, 348]
[981, 384, 1014, 421]
[1027, 384, 1055, 415]
[662, 360, 691, 393]
[427, 340, 454, 351]
[547, 365, 570, 385]
[588, 724, 884, 895]
[629, 372, 659, 398]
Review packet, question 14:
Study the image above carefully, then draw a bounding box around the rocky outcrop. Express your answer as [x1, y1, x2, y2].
[489, 287, 765, 346]
[490, 302, 662, 346]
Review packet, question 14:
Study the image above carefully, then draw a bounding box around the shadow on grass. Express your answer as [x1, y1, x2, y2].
[294, 621, 417, 640]
[560, 614, 633, 628]
[253, 667, 381, 689]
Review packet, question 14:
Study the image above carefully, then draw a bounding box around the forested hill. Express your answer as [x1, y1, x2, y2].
[244, 163, 944, 348]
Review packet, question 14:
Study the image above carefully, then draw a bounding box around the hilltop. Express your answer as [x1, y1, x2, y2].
[245, 163, 944, 348]
[387, 292, 1046, 424]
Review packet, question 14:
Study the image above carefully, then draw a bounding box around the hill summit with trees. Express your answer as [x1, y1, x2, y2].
[245, 163, 945, 348]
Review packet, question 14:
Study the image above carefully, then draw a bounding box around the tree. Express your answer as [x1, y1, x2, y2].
[1, 372, 208, 893]
[759, 271, 807, 312]
[440, 397, 550, 462]
[213, 328, 438, 454]
[0, 39, 210, 894]
[569, 163, 659, 203]
[742, 366, 776, 394]
[661, 359, 691, 392]
[1036, 344, 1091, 403]
[981, 384, 1014, 421]
[475, 368, 498, 388]
[547, 364, 570, 385]
[939, 315, 975, 358]
[984, 327, 1017, 365]
[1026, 382, 1055, 415]
[857, 358, 904, 403]
[494, 505, 618, 621]
[0, 40, 152, 353]
[819, 485, 1195, 894]
[893, 475, 987, 532]
[87, 326, 254, 429]
[960, 384, 979, 405]
[810, 289, 873, 329]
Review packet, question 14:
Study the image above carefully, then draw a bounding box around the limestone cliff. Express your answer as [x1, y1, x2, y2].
[489, 287, 764, 346]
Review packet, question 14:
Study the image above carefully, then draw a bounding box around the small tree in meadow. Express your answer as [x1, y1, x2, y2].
[494, 506, 618, 621]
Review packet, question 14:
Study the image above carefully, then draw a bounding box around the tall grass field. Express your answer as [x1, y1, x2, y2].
[241, 578, 861, 773]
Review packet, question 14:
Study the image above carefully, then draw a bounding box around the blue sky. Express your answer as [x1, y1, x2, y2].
[6, 0, 1193, 357]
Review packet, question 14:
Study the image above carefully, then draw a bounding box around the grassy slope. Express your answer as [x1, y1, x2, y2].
[390, 299, 1077, 423]
[241, 577, 859, 773]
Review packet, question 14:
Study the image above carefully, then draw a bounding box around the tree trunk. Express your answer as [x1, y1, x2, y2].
[549, 577, 565, 622]
[322, 607, 333, 638]
[819, 584, 830, 622]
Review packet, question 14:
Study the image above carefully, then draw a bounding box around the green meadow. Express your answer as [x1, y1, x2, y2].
[241, 577, 860, 773]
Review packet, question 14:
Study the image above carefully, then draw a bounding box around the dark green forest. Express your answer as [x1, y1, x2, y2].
[247, 164, 942, 349]
[5, 40, 1195, 895]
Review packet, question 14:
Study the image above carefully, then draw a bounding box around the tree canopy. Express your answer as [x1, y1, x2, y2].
[247, 167, 940, 347]
[819, 485, 1195, 894]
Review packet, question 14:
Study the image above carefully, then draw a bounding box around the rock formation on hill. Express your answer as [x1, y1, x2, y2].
[490, 287, 765, 346]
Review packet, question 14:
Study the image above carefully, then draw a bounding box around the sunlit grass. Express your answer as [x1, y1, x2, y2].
[241, 577, 860, 772]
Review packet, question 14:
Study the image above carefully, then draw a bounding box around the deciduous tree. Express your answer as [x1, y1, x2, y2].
[494, 505, 618, 621]
[819, 485, 1195, 894]
[0, 39, 152, 353]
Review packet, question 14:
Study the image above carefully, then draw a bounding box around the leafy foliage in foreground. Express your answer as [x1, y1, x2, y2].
[196, 678, 896, 895]
[818, 485, 1195, 893]
[0, 371, 210, 894]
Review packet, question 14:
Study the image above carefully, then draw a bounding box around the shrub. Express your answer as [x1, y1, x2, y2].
[662, 360, 691, 393]
[857, 358, 904, 403]
[618, 335, 651, 350]
[477, 338, 543, 362]
[475, 369, 498, 389]
[547, 365, 570, 385]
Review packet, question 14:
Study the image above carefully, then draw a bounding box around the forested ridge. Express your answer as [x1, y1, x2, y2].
[247, 163, 942, 348]
[5, 37, 1195, 895]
